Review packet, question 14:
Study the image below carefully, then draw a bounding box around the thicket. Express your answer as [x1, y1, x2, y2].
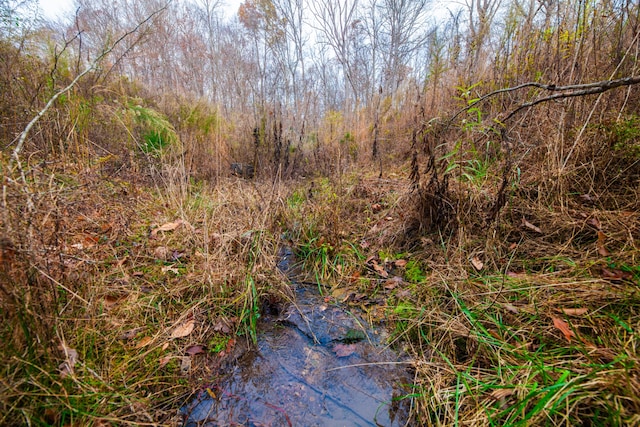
[1, 0, 639, 425]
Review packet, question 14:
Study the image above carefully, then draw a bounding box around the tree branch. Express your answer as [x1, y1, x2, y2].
[9, 1, 170, 168]
[448, 76, 640, 126]
[504, 76, 640, 120]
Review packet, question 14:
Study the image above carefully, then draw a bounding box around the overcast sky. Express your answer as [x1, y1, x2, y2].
[38, 0, 243, 21]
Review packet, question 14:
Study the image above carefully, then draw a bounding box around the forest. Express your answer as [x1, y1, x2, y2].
[1, 0, 639, 425]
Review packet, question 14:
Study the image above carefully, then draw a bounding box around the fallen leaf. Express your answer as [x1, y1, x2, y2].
[58, 344, 78, 378]
[508, 242, 517, 250]
[384, 276, 403, 290]
[559, 308, 588, 316]
[136, 336, 153, 348]
[371, 203, 382, 213]
[226, 337, 236, 351]
[161, 265, 180, 275]
[185, 344, 206, 356]
[180, 356, 191, 375]
[154, 246, 170, 260]
[596, 231, 610, 257]
[151, 219, 192, 237]
[171, 319, 195, 339]
[333, 343, 358, 358]
[161, 342, 169, 351]
[394, 259, 407, 268]
[159, 355, 172, 368]
[213, 318, 232, 334]
[102, 295, 124, 309]
[502, 303, 519, 314]
[119, 327, 144, 341]
[471, 257, 484, 271]
[521, 217, 543, 234]
[372, 262, 389, 278]
[552, 317, 575, 343]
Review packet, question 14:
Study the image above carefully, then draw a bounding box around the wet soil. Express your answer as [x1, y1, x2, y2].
[182, 248, 414, 426]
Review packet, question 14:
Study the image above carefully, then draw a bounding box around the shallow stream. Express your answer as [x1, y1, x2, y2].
[182, 248, 414, 426]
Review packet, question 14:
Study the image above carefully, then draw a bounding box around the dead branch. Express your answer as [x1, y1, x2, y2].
[448, 76, 640, 125]
[504, 76, 640, 120]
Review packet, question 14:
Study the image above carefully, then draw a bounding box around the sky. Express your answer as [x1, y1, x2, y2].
[38, 0, 243, 21]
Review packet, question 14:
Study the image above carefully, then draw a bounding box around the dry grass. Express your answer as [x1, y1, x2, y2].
[0, 158, 299, 425]
[1, 144, 639, 426]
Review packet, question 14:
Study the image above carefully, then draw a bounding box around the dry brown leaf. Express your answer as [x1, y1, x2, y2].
[180, 356, 191, 375]
[58, 344, 78, 378]
[151, 219, 192, 237]
[394, 259, 408, 268]
[372, 262, 388, 278]
[158, 355, 172, 369]
[502, 303, 520, 314]
[552, 317, 575, 343]
[136, 336, 153, 348]
[521, 217, 543, 234]
[333, 343, 358, 358]
[119, 327, 144, 341]
[161, 265, 180, 275]
[471, 257, 484, 271]
[559, 308, 588, 316]
[171, 319, 195, 339]
[161, 342, 169, 351]
[596, 231, 610, 257]
[185, 344, 206, 356]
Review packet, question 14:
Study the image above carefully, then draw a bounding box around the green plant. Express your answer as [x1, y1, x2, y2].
[129, 103, 178, 155]
[404, 260, 426, 283]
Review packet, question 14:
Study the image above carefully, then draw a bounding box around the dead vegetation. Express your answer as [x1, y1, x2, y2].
[2, 0, 640, 425]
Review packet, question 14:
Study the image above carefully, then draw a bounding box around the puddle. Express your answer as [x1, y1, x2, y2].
[182, 248, 414, 426]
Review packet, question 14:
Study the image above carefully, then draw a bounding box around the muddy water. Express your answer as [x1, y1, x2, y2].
[182, 248, 414, 426]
